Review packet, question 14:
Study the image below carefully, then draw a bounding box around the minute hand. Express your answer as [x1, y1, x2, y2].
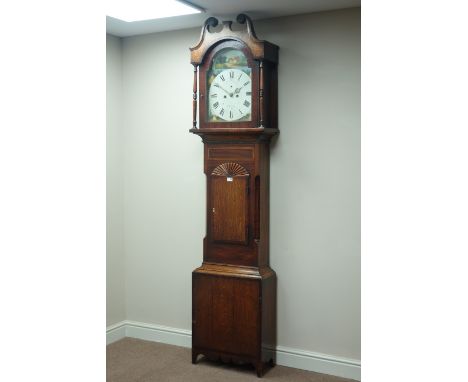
[215, 84, 233, 97]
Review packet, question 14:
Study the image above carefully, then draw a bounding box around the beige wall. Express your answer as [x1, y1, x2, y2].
[108, 8, 360, 360]
[106, 34, 126, 326]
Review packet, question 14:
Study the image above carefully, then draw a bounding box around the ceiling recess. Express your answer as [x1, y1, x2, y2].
[106, 0, 360, 37]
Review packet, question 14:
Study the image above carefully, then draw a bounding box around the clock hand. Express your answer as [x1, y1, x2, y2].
[217, 84, 234, 97]
[234, 82, 249, 94]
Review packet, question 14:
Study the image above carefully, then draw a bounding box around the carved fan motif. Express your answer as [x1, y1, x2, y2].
[211, 162, 249, 177]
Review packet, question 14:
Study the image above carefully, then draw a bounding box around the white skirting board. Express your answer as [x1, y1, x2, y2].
[106, 320, 361, 381]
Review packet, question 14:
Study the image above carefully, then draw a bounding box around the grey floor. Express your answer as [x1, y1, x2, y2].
[107, 338, 357, 382]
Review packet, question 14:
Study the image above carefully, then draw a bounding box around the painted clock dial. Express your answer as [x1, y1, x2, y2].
[206, 48, 252, 122]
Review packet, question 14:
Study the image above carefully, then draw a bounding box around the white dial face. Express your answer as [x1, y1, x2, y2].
[208, 68, 252, 122]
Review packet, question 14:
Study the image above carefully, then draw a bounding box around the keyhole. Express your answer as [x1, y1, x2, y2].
[212, 208, 215, 213]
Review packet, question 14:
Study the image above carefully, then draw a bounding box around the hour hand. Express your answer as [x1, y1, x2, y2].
[234, 83, 248, 94]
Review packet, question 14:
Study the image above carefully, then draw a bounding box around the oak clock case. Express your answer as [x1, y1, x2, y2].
[189, 14, 279, 378]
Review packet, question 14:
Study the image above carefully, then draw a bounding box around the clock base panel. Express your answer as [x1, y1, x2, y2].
[192, 268, 276, 378]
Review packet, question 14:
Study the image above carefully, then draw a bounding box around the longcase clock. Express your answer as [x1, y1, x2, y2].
[189, 14, 279, 378]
